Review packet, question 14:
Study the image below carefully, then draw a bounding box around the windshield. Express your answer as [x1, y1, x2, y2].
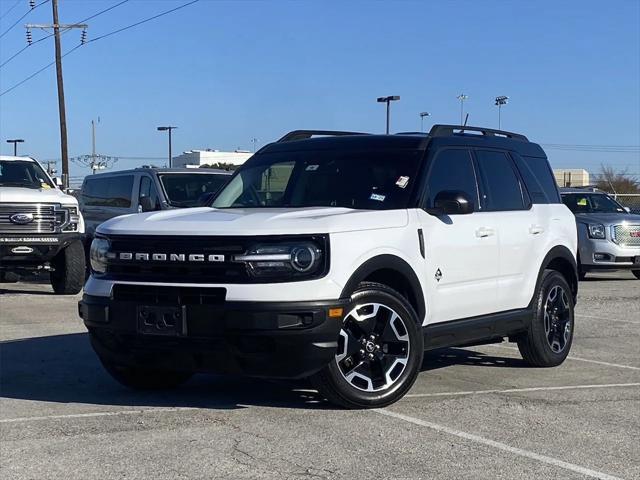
[561, 193, 626, 214]
[212, 149, 422, 210]
[0, 160, 54, 189]
[159, 173, 230, 207]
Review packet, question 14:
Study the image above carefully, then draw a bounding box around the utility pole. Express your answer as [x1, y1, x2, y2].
[26, 0, 87, 189]
[43, 161, 58, 176]
[71, 118, 118, 174]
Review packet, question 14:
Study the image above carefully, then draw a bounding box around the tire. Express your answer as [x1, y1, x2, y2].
[517, 270, 575, 367]
[632, 270, 640, 280]
[0, 271, 20, 283]
[98, 356, 193, 390]
[310, 281, 424, 409]
[50, 240, 85, 295]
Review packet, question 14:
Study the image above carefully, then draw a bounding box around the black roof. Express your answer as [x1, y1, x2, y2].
[259, 125, 546, 157]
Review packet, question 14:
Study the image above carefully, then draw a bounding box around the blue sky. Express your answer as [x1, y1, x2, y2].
[0, 0, 639, 178]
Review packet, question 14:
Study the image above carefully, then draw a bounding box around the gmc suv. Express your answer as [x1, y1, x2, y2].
[79, 126, 578, 408]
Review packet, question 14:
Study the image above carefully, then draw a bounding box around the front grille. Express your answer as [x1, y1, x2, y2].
[612, 224, 640, 247]
[0, 204, 59, 233]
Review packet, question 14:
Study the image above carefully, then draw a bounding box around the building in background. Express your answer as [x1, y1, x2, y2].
[553, 169, 590, 187]
[172, 149, 253, 169]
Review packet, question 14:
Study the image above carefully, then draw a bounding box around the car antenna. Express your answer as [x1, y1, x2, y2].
[460, 113, 469, 133]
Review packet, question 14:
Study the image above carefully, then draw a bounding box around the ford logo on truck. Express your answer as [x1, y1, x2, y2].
[9, 213, 34, 225]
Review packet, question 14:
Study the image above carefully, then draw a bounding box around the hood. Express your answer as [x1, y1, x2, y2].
[97, 207, 409, 236]
[0, 186, 78, 205]
[574, 212, 640, 225]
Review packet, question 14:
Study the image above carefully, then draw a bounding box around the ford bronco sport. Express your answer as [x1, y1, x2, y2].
[0, 155, 85, 294]
[80, 126, 578, 408]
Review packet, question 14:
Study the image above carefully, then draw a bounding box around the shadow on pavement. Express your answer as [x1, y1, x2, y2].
[0, 333, 523, 411]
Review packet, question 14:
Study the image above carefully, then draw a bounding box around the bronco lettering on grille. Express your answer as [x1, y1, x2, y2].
[115, 252, 225, 262]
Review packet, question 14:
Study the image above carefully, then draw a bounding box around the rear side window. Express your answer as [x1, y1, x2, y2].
[512, 154, 560, 204]
[83, 175, 134, 208]
[475, 150, 526, 211]
[424, 149, 479, 209]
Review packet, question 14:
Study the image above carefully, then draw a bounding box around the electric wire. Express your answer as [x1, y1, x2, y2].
[0, 0, 199, 97]
[0, 0, 130, 70]
[0, 0, 21, 21]
[0, 0, 49, 39]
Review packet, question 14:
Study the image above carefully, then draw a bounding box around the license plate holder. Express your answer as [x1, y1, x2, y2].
[137, 305, 186, 336]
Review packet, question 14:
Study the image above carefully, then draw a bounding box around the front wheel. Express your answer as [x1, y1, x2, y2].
[50, 240, 85, 294]
[310, 282, 423, 409]
[632, 270, 640, 280]
[517, 270, 575, 367]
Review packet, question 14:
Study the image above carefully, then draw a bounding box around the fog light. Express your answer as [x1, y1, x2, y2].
[593, 253, 609, 261]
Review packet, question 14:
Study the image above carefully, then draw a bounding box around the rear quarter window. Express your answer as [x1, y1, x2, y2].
[82, 175, 134, 208]
[513, 154, 561, 204]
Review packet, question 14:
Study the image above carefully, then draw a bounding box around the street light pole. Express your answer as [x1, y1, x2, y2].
[456, 94, 468, 125]
[494, 96, 509, 129]
[419, 112, 431, 132]
[157, 126, 177, 167]
[6, 139, 24, 156]
[376, 96, 400, 134]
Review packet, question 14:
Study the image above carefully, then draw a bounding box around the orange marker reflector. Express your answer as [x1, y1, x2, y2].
[329, 308, 343, 318]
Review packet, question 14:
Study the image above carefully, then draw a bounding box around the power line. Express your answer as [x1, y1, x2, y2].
[0, 0, 49, 39]
[0, 0, 21, 21]
[0, 0, 200, 97]
[0, 0, 129, 70]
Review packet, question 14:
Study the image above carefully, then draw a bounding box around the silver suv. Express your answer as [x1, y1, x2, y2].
[560, 187, 640, 280]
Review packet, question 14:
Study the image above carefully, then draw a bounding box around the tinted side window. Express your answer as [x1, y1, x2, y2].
[425, 149, 479, 209]
[139, 176, 160, 209]
[475, 150, 525, 211]
[82, 175, 133, 208]
[523, 156, 561, 203]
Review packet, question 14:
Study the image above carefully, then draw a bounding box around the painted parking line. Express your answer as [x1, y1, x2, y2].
[575, 313, 640, 325]
[0, 407, 199, 424]
[485, 344, 640, 371]
[374, 409, 623, 480]
[404, 382, 640, 399]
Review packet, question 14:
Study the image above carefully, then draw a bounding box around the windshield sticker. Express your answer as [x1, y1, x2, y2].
[396, 176, 410, 189]
[370, 193, 386, 202]
[40, 183, 51, 189]
[305, 164, 319, 171]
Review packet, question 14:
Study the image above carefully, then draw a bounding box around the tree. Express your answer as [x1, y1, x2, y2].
[595, 165, 640, 194]
[200, 162, 239, 171]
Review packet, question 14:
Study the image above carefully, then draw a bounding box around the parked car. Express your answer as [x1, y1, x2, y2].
[80, 126, 578, 408]
[560, 187, 640, 279]
[79, 167, 232, 247]
[0, 155, 85, 293]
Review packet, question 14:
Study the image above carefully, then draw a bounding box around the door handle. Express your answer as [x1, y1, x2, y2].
[529, 225, 544, 235]
[475, 227, 495, 238]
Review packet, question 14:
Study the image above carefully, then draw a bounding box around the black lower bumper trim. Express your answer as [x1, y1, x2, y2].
[80, 294, 347, 379]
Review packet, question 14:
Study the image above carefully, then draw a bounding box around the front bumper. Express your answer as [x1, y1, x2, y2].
[0, 233, 82, 269]
[579, 238, 640, 270]
[79, 289, 348, 379]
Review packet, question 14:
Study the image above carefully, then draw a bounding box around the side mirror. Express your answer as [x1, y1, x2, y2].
[430, 190, 474, 215]
[53, 177, 63, 188]
[139, 196, 156, 213]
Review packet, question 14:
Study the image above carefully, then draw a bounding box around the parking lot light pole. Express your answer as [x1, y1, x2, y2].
[157, 126, 177, 168]
[6, 139, 25, 156]
[456, 94, 468, 125]
[419, 112, 431, 132]
[494, 96, 509, 129]
[377, 96, 400, 134]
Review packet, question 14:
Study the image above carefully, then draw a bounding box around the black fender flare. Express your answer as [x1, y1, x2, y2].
[531, 245, 578, 305]
[339, 254, 426, 322]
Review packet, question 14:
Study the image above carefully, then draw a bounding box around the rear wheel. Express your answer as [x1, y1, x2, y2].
[311, 282, 423, 409]
[518, 270, 574, 367]
[632, 270, 640, 280]
[50, 240, 85, 294]
[99, 357, 193, 390]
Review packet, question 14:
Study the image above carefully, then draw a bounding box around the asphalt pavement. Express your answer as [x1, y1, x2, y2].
[1, 271, 638, 479]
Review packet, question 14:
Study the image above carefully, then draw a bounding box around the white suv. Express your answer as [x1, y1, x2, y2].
[80, 126, 578, 408]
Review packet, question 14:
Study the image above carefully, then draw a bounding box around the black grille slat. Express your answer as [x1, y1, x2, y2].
[112, 285, 226, 305]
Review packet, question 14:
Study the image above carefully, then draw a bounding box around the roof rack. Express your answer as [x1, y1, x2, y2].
[277, 130, 368, 143]
[428, 124, 529, 142]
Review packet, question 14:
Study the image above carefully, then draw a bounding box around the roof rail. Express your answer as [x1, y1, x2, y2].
[277, 130, 368, 143]
[428, 124, 529, 142]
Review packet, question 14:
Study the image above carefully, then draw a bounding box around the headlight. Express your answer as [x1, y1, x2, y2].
[233, 242, 324, 279]
[90, 237, 111, 274]
[60, 206, 81, 232]
[587, 223, 606, 239]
